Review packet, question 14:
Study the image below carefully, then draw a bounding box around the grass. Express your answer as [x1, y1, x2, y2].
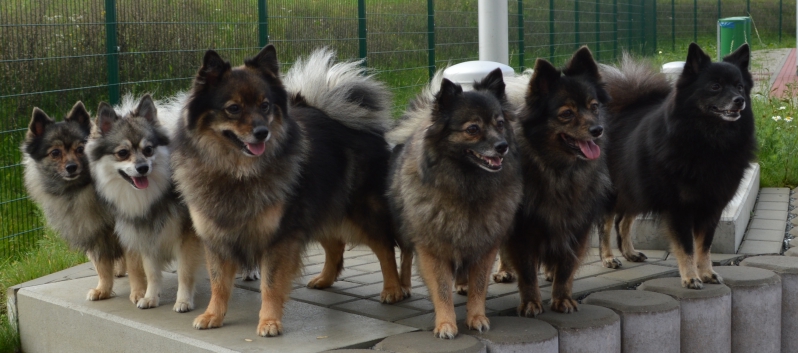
[753, 88, 798, 188]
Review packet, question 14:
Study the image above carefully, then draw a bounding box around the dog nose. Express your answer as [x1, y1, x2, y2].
[136, 164, 149, 175]
[733, 97, 745, 108]
[65, 163, 78, 174]
[253, 126, 270, 141]
[494, 141, 509, 155]
[589, 125, 604, 137]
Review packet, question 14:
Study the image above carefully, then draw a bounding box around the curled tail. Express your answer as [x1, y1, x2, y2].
[599, 53, 672, 114]
[283, 48, 393, 134]
[385, 68, 445, 146]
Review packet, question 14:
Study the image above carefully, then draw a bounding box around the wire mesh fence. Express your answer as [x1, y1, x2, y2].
[1, 0, 795, 258]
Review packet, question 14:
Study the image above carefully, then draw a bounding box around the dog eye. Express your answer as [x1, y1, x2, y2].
[142, 146, 154, 157]
[737, 84, 744, 91]
[496, 119, 505, 129]
[50, 149, 61, 158]
[260, 102, 271, 112]
[117, 149, 130, 159]
[590, 103, 599, 112]
[465, 125, 480, 135]
[711, 83, 721, 91]
[75, 146, 84, 154]
[559, 110, 574, 120]
[226, 105, 241, 115]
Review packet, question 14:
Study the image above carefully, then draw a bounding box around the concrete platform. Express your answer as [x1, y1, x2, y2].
[374, 331, 485, 353]
[536, 304, 621, 353]
[740, 256, 798, 353]
[460, 316, 558, 352]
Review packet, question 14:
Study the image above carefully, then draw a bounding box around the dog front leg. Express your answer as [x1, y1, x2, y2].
[258, 238, 304, 337]
[193, 249, 237, 329]
[416, 246, 457, 339]
[465, 246, 499, 333]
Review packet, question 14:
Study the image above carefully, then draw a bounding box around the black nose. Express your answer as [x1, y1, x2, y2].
[589, 125, 604, 137]
[136, 165, 149, 174]
[253, 126, 270, 141]
[733, 97, 745, 108]
[65, 163, 77, 174]
[494, 141, 509, 155]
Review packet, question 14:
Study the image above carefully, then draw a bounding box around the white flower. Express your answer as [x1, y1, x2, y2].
[786, 117, 793, 122]
[658, 50, 662, 54]
[779, 106, 786, 110]
[772, 116, 782, 121]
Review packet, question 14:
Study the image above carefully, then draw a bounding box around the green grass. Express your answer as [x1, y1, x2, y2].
[753, 90, 798, 188]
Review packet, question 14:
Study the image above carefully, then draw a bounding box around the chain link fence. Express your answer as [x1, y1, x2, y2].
[1, 0, 795, 258]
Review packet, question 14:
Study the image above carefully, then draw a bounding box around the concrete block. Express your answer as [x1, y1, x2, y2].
[392, 305, 476, 330]
[584, 290, 680, 353]
[756, 202, 789, 212]
[753, 209, 789, 221]
[785, 247, 798, 257]
[596, 264, 679, 286]
[536, 304, 621, 353]
[332, 299, 423, 321]
[460, 317, 558, 353]
[375, 331, 486, 353]
[290, 287, 358, 307]
[758, 193, 790, 202]
[570, 277, 627, 298]
[740, 256, 798, 353]
[759, 188, 791, 194]
[485, 291, 552, 315]
[737, 240, 782, 255]
[744, 229, 785, 242]
[749, 219, 787, 231]
[713, 266, 781, 353]
[638, 278, 731, 353]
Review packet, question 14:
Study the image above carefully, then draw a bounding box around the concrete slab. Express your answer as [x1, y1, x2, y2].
[785, 248, 798, 257]
[759, 188, 791, 194]
[460, 317, 558, 353]
[485, 291, 553, 315]
[596, 264, 679, 286]
[758, 193, 790, 203]
[570, 276, 628, 298]
[753, 209, 789, 221]
[741, 255, 798, 353]
[392, 305, 478, 331]
[584, 290, 680, 353]
[749, 219, 787, 231]
[332, 299, 424, 322]
[15, 274, 415, 353]
[374, 331, 485, 353]
[290, 287, 359, 307]
[745, 229, 786, 242]
[738, 240, 782, 255]
[536, 304, 621, 353]
[756, 201, 789, 212]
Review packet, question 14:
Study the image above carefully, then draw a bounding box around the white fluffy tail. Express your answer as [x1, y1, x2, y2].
[115, 92, 188, 138]
[385, 69, 446, 146]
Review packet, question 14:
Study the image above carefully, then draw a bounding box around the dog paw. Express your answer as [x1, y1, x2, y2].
[129, 290, 145, 305]
[518, 300, 544, 317]
[624, 251, 648, 263]
[193, 312, 224, 329]
[466, 315, 490, 333]
[257, 319, 283, 337]
[86, 288, 113, 301]
[455, 283, 468, 295]
[380, 285, 408, 304]
[492, 270, 516, 283]
[550, 297, 579, 313]
[136, 296, 159, 309]
[682, 277, 704, 289]
[433, 321, 458, 339]
[306, 274, 335, 289]
[173, 300, 194, 313]
[242, 268, 260, 281]
[602, 257, 623, 269]
[701, 272, 723, 284]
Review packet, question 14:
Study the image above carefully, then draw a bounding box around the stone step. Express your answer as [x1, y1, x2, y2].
[740, 256, 798, 353]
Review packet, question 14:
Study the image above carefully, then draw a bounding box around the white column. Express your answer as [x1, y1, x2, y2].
[478, 0, 509, 65]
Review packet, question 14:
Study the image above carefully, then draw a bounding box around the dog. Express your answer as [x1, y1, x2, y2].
[170, 45, 405, 337]
[86, 94, 204, 312]
[22, 102, 126, 301]
[597, 43, 755, 288]
[493, 47, 612, 316]
[387, 68, 522, 339]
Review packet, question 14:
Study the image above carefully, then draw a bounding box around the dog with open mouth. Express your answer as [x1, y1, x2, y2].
[86, 94, 204, 313]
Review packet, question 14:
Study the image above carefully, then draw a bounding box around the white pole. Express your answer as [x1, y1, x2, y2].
[478, 0, 509, 65]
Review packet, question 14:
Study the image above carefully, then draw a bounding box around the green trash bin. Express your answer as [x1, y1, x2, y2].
[717, 16, 752, 61]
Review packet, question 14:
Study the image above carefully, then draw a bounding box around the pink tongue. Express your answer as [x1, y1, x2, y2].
[246, 142, 266, 156]
[486, 156, 502, 167]
[132, 176, 149, 189]
[578, 140, 601, 160]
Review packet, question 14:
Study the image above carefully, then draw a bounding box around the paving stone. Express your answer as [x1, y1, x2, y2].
[374, 331, 486, 353]
[792, 217, 798, 226]
[320, 280, 364, 292]
[460, 316, 558, 353]
[347, 262, 384, 274]
[395, 298, 435, 312]
[339, 283, 388, 299]
[536, 304, 621, 353]
[741, 256, 798, 353]
[304, 263, 326, 275]
[753, 209, 789, 221]
[759, 193, 790, 202]
[584, 290, 680, 353]
[790, 227, 798, 237]
[574, 263, 616, 279]
[714, 266, 782, 353]
[345, 272, 388, 285]
[411, 285, 430, 298]
[485, 291, 553, 314]
[759, 188, 791, 194]
[320, 350, 375, 353]
[738, 240, 783, 255]
[290, 287, 359, 307]
[304, 253, 328, 265]
[745, 228, 786, 242]
[486, 282, 520, 297]
[596, 264, 678, 285]
[638, 278, 731, 353]
[710, 253, 745, 265]
[570, 276, 627, 298]
[393, 305, 475, 330]
[785, 247, 798, 257]
[749, 219, 787, 231]
[756, 202, 789, 212]
[332, 299, 423, 322]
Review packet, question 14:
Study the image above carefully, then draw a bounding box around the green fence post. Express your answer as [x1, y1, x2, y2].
[693, 0, 697, 43]
[518, 0, 525, 70]
[613, 0, 618, 59]
[358, 0, 367, 65]
[651, 0, 656, 55]
[627, 1, 632, 51]
[549, 0, 555, 61]
[258, 0, 269, 47]
[779, 0, 783, 43]
[427, 0, 435, 79]
[747, 0, 750, 15]
[574, 0, 580, 49]
[641, 0, 646, 53]
[717, 0, 721, 19]
[595, 0, 600, 61]
[105, 0, 119, 105]
[671, 0, 675, 51]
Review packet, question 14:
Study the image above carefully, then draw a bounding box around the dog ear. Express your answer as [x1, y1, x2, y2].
[96, 102, 118, 136]
[65, 101, 92, 135]
[723, 43, 750, 73]
[563, 46, 600, 81]
[473, 68, 506, 102]
[681, 43, 712, 80]
[528, 59, 560, 97]
[246, 44, 280, 77]
[134, 94, 158, 124]
[28, 108, 54, 138]
[197, 49, 231, 87]
[434, 78, 463, 112]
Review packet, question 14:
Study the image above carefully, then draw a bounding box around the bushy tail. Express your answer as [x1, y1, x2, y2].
[599, 53, 672, 114]
[385, 68, 446, 146]
[283, 48, 393, 134]
[503, 68, 533, 111]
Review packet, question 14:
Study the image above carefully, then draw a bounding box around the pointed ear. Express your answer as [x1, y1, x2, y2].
[29, 108, 54, 138]
[681, 43, 712, 79]
[528, 59, 560, 97]
[134, 94, 158, 124]
[245, 44, 280, 77]
[96, 102, 118, 136]
[65, 101, 92, 134]
[473, 68, 506, 101]
[723, 43, 750, 73]
[563, 46, 600, 80]
[433, 79, 463, 116]
[197, 49, 231, 87]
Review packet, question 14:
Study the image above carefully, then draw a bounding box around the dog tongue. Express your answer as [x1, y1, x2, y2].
[485, 156, 502, 167]
[132, 176, 149, 189]
[246, 142, 266, 156]
[578, 140, 601, 160]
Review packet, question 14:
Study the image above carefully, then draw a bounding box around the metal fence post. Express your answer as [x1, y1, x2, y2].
[671, 0, 675, 51]
[427, 0, 435, 79]
[717, 0, 721, 19]
[358, 0, 367, 65]
[105, 0, 119, 105]
[613, 0, 618, 59]
[595, 0, 600, 61]
[549, 0, 554, 61]
[574, 0, 580, 49]
[518, 0, 525, 70]
[258, 0, 269, 47]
